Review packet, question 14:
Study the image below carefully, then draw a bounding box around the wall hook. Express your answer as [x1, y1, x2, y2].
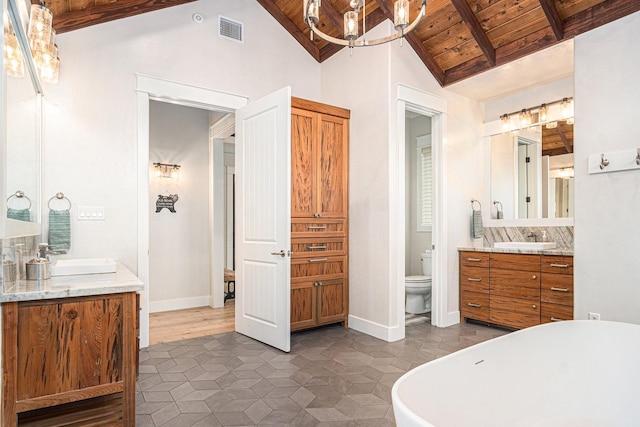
[636, 148, 640, 166]
[600, 153, 610, 170]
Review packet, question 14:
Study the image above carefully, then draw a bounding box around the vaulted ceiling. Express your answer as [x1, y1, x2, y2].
[46, 0, 639, 86]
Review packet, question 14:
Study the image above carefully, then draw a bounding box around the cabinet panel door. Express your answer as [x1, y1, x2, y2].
[291, 282, 317, 331]
[291, 108, 317, 218]
[317, 114, 348, 218]
[490, 253, 540, 272]
[490, 269, 541, 299]
[460, 266, 489, 293]
[460, 290, 490, 322]
[490, 295, 540, 329]
[317, 278, 346, 325]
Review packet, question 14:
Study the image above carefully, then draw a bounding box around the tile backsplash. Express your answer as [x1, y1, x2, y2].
[483, 226, 573, 249]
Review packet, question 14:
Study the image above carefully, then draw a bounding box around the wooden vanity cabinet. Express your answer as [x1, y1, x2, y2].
[459, 251, 574, 329]
[2, 292, 138, 426]
[290, 98, 349, 332]
[541, 255, 574, 323]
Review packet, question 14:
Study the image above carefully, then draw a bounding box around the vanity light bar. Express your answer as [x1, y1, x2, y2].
[500, 97, 574, 132]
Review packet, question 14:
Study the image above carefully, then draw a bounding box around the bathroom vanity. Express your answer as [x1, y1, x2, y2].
[1, 263, 143, 426]
[459, 248, 574, 329]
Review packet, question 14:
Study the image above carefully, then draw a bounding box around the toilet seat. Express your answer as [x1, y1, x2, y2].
[405, 275, 432, 288]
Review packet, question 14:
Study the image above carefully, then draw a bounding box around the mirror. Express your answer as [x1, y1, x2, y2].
[490, 121, 574, 220]
[3, 0, 42, 235]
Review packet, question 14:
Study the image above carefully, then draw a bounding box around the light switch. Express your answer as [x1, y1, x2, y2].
[77, 205, 105, 221]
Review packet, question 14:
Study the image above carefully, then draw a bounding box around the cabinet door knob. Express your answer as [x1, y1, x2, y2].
[532, 275, 537, 279]
[532, 304, 537, 309]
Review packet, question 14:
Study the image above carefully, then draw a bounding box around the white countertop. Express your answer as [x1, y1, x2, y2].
[458, 246, 574, 256]
[0, 262, 143, 303]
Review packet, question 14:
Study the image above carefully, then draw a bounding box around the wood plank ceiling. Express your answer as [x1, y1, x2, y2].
[45, 0, 639, 87]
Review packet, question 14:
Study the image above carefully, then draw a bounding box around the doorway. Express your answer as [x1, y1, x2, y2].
[136, 74, 247, 348]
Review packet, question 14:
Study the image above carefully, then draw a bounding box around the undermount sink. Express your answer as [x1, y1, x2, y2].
[494, 242, 557, 250]
[50, 258, 117, 276]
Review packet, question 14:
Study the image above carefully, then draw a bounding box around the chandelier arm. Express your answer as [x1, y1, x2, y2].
[305, 0, 425, 48]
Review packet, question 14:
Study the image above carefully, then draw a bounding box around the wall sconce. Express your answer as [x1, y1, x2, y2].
[153, 162, 181, 179]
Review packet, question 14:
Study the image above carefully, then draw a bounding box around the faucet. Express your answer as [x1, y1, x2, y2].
[38, 243, 50, 260]
[526, 232, 538, 242]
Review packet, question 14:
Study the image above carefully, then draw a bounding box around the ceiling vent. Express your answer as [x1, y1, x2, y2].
[218, 16, 243, 43]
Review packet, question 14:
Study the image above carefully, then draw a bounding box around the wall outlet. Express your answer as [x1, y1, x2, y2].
[588, 312, 601, 320]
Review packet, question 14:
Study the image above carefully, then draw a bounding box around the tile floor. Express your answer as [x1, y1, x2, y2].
[136, 321, 507, 426]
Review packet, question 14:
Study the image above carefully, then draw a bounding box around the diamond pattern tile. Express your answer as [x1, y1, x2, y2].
[138, 321, 507, 426]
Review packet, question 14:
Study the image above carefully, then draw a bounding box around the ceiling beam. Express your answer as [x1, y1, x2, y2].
[538, 0, 564, 40]
[563, 0, 640, 38]
[53, 0, 197, 34]
[556, 126, 573, 153]
[450, 0, 496, 66]
[320, 1, 345, 34]
[256, 0, 321, 62]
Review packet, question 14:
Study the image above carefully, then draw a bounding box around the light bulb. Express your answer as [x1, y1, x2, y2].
[538, 104, 548, 123]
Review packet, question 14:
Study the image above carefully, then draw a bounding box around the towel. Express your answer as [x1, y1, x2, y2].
[48, 209, 71, 252]
[7, 208, 31, 222]
[471, 210, 484, 239]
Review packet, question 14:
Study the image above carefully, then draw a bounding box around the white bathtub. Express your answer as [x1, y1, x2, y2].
[392, 320, 640, 427]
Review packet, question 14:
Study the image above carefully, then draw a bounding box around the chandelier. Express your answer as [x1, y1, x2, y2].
[303, 0, 426, 49]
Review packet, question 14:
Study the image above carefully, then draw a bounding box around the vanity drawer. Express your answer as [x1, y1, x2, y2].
[490, 295, 540, 329]
[291, 237, 347, 258]
[490, 253, 540, 272]
[460, 290, 490, 322]
[490, 269, 540, 300]
[541, 255, 573, 275]
[460, 266, 489, 293]
[541, 273, 574, 305]
[460, 252, 489, 268]
[291, 256, 346, 283]
[541, 303, 573, 323]
[291, 218, 347, 238]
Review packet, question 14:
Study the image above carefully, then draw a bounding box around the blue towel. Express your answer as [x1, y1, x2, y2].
[7, 208, 30, 222]
[49, 209, 71, 252]
[471, 210, 484, 239]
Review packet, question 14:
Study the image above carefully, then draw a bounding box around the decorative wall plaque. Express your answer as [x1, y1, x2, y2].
[156, 194, 179, 213]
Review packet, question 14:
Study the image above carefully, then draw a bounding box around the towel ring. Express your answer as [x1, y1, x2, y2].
[48, 192, 72, 211]
[471, 199, 481, 211]
[7, 190, 32, 210]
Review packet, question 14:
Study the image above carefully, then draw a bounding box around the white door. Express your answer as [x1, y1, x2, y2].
[235, 87, 291, 352]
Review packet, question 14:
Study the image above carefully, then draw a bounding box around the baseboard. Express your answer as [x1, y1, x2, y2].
[440, 310, 460, 327]
[149, 295, 211, 313]
[348, 315, 404, 342]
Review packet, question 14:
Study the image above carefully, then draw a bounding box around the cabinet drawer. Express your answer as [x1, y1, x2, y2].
[291, 237, 347, 258]
[541, 255, 573, 275]
[490, 269, 540, 299]
[291, 218, 347, 238]
[460, 290, 490, 322]
[541, 303, 573, 323]
[490, 253, 540, 272]
[490, 295, 540, 329]
[291, 256, 346, 282]
[541, 273, 574, 305]
[460, 266, 489, 293]
[460, 252, 489, 268]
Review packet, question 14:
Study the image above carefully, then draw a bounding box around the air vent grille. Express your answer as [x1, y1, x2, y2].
[218, 16, 243, 43]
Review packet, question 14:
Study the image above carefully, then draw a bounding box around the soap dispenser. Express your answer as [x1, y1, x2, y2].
[26, 244, 51, 281]
[540, 230, 548, 242]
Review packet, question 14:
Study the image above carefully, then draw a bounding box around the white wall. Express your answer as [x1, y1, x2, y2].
[41, 0, 321, 272]
[321, 23, 484, 336]
[574, 11, 640, 322]
[148, 101, 210, 312]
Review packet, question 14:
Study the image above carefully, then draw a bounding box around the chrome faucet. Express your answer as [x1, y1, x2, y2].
[526, 232, 538, 242]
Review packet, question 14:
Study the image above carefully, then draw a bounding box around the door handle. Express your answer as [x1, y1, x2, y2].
[270, 250, 292, 258]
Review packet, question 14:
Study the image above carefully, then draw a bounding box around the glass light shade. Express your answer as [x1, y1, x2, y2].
[4, 25, 25, 77]
[394, 0, 409, 30]
[344, 11, 358, 40]
[28, 4, 53, 43]
[40, 56, 59, 84]
[519, 109, 531, 126]
[545, 121, 558, 129]
[538, 103, 548, 123]
[303, 0, 320, 24]
[561, 97, 573, 118]
[566, 117, 574, 125]
[500, 114, 511, 131]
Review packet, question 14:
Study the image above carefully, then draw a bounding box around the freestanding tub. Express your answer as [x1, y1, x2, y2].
[392, 320, 640, 426]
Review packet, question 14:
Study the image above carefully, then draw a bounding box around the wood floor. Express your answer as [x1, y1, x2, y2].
[148, 300, 235, 345]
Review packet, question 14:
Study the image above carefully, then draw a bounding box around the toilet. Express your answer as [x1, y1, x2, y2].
[405, 251, 432, 314]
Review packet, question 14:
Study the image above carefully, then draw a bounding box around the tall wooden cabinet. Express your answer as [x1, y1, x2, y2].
[290, 98, 349, 332]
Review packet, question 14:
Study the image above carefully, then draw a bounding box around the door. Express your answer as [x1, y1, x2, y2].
[235, 87, 292, 352]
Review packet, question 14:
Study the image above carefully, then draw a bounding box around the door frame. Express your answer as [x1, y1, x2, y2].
[136, 74, 247, 348]
[390, 84, 450, 341]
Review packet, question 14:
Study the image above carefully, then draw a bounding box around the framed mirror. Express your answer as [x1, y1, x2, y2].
[2, 0, 42, 237]
[490, 121, 574, 220]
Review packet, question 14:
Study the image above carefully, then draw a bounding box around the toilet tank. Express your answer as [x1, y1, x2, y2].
[421, 250, 432, 276]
